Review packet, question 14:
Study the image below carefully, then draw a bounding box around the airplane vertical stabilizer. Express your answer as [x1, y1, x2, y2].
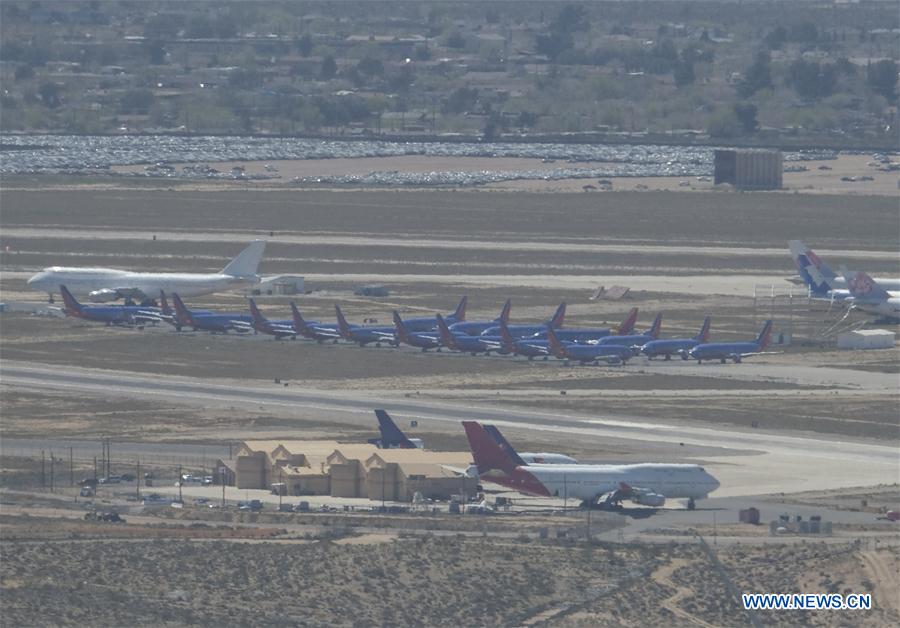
[221, 240, 266, 277]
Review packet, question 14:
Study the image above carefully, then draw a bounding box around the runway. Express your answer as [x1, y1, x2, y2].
[3, 361, 897, 499]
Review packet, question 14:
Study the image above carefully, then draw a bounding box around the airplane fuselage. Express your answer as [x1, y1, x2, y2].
[529, 328, 612, 343]
[689, 341, 760, 362]
[641, 338, 700, 358]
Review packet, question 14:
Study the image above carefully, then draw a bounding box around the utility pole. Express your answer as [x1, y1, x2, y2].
[178, 464, 183, 503]
[221, 465, 226, 508]
[136, 459, 141, 500]
[41, 450, 46, 489]
[106, 438, 111, 479]
[69, 447, 74, 487]
[563, 474, 568, 513]
[278, 468, 283, 510]
[49, 450, 55, 492]
[93, 456, 97, 481]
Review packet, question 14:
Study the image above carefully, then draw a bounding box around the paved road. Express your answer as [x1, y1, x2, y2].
[3, 362, 897, 499]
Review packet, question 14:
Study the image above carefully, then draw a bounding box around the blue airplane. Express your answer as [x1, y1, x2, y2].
[528, 307, 638, 343]
[448, 299, 511, 336]
[393, 311, 442, 351]
[171, 293, 252, 333]
[641, 316, 711, 360]
[596, 312, 662, 347]
[334, 304, 396, 346]
[435, 314, 501, 355]
[245, 299, 296, 340]
[547, 326, 635, 365]
[59, 285, 158, 326]
[290, 303, 342, 343]
[688, 320, 773, 364]
[480, 302, 566, 339]
[508, 319, 554, 360]
[367, 409, 423, 449]
[396, 296, 467, 333]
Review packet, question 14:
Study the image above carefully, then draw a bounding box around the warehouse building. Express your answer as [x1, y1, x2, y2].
[836, 329, 895, 350]
[219, 439, 475, 502]
[714, 149, 783, 190]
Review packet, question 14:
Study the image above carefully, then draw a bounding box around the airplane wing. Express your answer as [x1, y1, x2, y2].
[309, 326, 343, 339]
[88, 287, 150, 303]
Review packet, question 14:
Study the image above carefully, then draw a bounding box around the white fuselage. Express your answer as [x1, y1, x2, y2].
[27, 267, 260, 301]
[519, 452, 578, 465]
[525, 462, 719, 500]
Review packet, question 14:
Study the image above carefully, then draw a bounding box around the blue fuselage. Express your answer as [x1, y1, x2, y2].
[528, 328, 611, 343]
[689, 341, 759, 361]
[641, 338, 699, 358]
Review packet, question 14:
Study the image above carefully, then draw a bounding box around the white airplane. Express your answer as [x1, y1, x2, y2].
[464, 421, 719, 510]
[788, 240, 900, 299]
[838, 266, 900, 320]
[27, 240, 266, 304]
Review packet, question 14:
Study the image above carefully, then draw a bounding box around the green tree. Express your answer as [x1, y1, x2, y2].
[737, 51, 772, 98]
[357, 56, 384, 78]
[296, 34, 313, 57]
[867, 60, 898, 101]
[707, 108, 740, 138]
[38, 81, 62, 108]
[788, 60, 836, 100]
[320, 56, 337, 80]
[119, 89, 155, 114]
[733, 103, 759, 133]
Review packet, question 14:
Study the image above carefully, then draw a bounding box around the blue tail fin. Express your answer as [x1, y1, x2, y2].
[484, 425, 528, 467]
[756, 320, 774, 350]
[451, 296, 467, 321]
[496, 299, 511, 323]
[371, 409, 416, 448]
[788, 240, 838, 295]
[696, 315, 711, 342]
[547, 302, 566, 328]
[647, 312, 663, 339]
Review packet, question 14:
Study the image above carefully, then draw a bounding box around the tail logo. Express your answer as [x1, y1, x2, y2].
[848, 272, 876, 296]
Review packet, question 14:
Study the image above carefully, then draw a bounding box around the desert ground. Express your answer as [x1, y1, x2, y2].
[1, 159, 898, 626]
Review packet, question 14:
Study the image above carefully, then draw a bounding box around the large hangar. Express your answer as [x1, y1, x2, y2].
[714, 149, 783, 190]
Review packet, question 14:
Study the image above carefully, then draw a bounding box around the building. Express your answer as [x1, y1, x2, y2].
[836, 329, 895, 350]
[714, 149, 783, 190]
[222, 439, 475, 502]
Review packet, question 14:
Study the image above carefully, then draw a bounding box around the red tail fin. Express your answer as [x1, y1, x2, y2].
[549, 302, 566, 328]
[171, 293, 194, 327]
[435, 314, 457, 349]
[59, 285, 83, 317]
[392, 311, 408, 342]
[757, 320, 774, 350]
[248, 298, 267, 330]
[648, 313, 662, 339]
[159, 290, 171, 315]
[498, 298, 511, 323]
[291, 302, 309, 333]
[462, 421, 518, 474]
[452, 296, 467, 321]
[499, 320, 516, 353]
[334, 304, 352, 339]
[617, 307, 638, 335]
[697, 316, 711, 343]
[546, 327, 568, 359]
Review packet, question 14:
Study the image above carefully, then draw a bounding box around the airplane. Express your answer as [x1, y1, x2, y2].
[171, 293, 253, 334]
[546, 327, 635, 366]
[290, 303, 342, 343]
[688, 320, 773, 364]
[435, 313, 501, 355]
[641, 316, 711, 360]
[334, 304, 396, 346]
[595, 312, 662, 347]
[503, 319, 553, 359]
[480, 302, 566, 339]
[58, 285, 159, 327]
[463, 421, 719, 510]
[367, 410, 424, 449]
[244, 299, 296, 340]
[788, 240, 900, 298]
[27, 240, 267, 304]
[397, 296, 468, 333]
[483, 425, 577, 465]
[838, 267, 900, 320]
[448, 299, 511, 336]
[393, 311, 442, 351]
[528, 307, 638, 344]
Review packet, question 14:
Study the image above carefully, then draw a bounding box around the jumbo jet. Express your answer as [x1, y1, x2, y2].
[838, 267, 900, 320]
[480, 302, 566, 339]
[463, 421, 719, 510]
[483, 425, 577, 465]
[448, 299, 511, 336]
[334, 305, 396, 346]
[171, 293, 252, 333]
[547, 327, 634, 365]
[27, 240, 267, 304]
[368, 410, 424, 449]
[688, 320, 773, 364]
[59, 285, 161, 327]
[788, 240, 900, 298]
[641, 316, 711, 360]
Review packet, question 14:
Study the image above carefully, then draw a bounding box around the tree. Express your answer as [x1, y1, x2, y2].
[788, 60, 836, 100]
[357, 56, 384, 79]
[552, 4, 589, 34]
[320, 56, 337, 80]
[37, 81, 62, 108]
[144, 40, 166, 65]
[674, 61, 695, 88]
[119, 89, 155, 114]
[737, 51, 772, 98]
[446, 31, 465, 49]
[707, 108, 740, 138]
[536, 31, 573, 61]
[733, 103, 759, 133]
[296, 34, 313, 57]
[443, 86, 478, 114]
[867, 60, 898, 101]
[14, 64, 34, 80]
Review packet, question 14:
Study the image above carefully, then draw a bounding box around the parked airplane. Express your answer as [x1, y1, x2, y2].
[463, 421, 719, 509]
[529, 307, 638, 343]
[596, 312, 662, 347]
[480, 302, 566, 339]
[244, 299, 296, 339]
[788, 240, 900, 298]
[290, 303, 342, 343]
[688, 320, 773, 364]
[435, 314, 501, 355]
[28, 240, 267, 304]
[547, 327, 634, 365]
[641, 316, 711, 360]
[368, 410, 424, 449]
[171, 293, 252, 333]
[59, 285, 159, 326]
[393, 311, 442, 351]
[400, 296, 468, 333]
[483, 425, 577, 465]
[838, 266, 900, 320]
[334, 305, 396, 346]
[448, 299, 511, 336]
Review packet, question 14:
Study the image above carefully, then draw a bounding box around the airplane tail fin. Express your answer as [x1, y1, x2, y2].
[696, 315, 712, 343]
[334, 304, 353, 339]
[221, 240, 266, 277]
[373, 409, 416, 449]
[788, 240, 837, 295]
[546, 327, 567, 359]
[497, 298, 512, 323]
[451, 296, 467, 321]
[840, 265, 891, 301]
[291, 302, 310, 333]
[59, 285, 83, 316]
[462, 421, 518, 475]
[171, 293, 194, 327]
[248, 298, 267, 329]
[498, 320, 516, 353]
[647, 312, 663, 339]
[392, 310, 409, 342]
[547, 302, 566, 328]
[618, 307, 639, 335]
[483, 425, 528, 467]
[757, 319, 774, 350]
[159, 290, 171, 315]
[435, 314, 457, 349]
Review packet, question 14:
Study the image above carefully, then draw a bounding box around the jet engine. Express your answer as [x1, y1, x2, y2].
[631, 492, 666, 507]
[88, 288, 121, 302]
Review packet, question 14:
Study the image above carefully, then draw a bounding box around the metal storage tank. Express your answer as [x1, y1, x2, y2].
[714, 149, 783, 190]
